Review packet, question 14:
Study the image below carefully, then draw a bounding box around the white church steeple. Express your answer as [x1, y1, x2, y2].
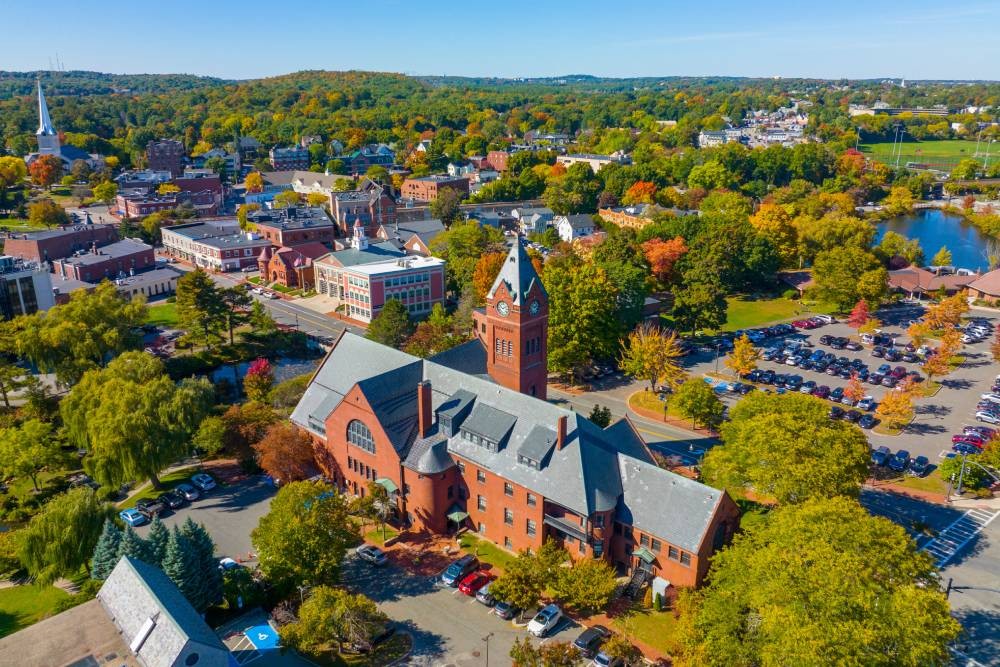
[351, 218, 368, 250]
[35, 81, 60, 155]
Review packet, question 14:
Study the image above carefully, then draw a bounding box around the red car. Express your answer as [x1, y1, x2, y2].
[457, 571, 494, 596]
[791, 320, 810, 329]
[953, 433, 986, 448]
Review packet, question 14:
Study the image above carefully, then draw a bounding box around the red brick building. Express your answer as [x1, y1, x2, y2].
[2, 224, 119, 263]
[257, 242, 329, 290]
[293, 242, 739, 588]
[400, 175, 470, 202]
[146, 139, 185, 178]
[52, 239, 155, 282]
[486, 150, 511, 173]
[248, 207, 335, 247]
[330, 182, 397, 237]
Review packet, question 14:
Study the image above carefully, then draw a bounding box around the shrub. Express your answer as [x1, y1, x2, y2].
[166, 296, 176, 303]
[782, 288, 799, 300]
[654, 592, 663, 611]
[642, 585, 653, 609]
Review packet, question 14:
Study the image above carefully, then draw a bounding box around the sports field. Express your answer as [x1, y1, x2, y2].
[860, 140, 989, 170]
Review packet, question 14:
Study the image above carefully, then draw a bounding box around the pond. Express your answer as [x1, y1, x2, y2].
[209, 356, 320, 386]
[876, 209, 992, 272]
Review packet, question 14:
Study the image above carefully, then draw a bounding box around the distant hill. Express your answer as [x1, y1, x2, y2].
[0, 70, 231, 99]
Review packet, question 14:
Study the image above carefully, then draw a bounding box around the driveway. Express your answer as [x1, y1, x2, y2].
[135, 476, 276, 561]
[341, 555, 583, 666]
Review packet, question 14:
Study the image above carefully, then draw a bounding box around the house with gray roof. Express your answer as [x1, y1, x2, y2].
[292, 241, 739, 588]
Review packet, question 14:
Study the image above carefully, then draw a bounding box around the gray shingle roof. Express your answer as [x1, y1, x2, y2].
[319, 240, 405, 268]
[460, 403, 517, 443]
[403, 431, 455, 474]
[486, 240, 546, 305]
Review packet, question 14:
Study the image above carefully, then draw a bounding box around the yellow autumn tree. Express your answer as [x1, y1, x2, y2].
[619, 323, 687, 392]
[875, 389, 914, 431]
[749, 203, 797, 267]
[245, 171, 264, 193]
[725, 334, 761, 378]
[157, 183, 180, 195]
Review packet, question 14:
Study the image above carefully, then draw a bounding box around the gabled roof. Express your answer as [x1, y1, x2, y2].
[557, 214, 595, 230]
[967, 268, 1000, 296]
[486, 240, 546, 305]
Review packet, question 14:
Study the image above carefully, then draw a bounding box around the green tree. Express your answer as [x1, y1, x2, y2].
[175, 268, 227, 347]
[619, 322, 686, 391]
[589, 405, 612, 428]
[812, 246, 888, 312]
[703, 392, 870, 504]
[220, 286, 251, 345]
[687, 160, 736, 191]
[0, 359, 28, 409]
[543, 162, 602, 214]
[366, 299, 413, 348]
[249, 300, 277, 334]
[429, 186, 464, 227]
[671, 277, 727, 334]
[193, 415, 227, 456]
[676, 497, 960, 666]
[92, 181, 118, 206]
[931, 246, 953, 267]
[18, 487, 110, 584]
[203, 155, 228, 181]
[180, 517, 223, 611]
[509, 638, 579, 667]
[950, 158, 980, 180]
[546, 257, 621, 380]
[429, 220, 506, 294]
[28, 199, 69, 227]
[489, 550, 546, 619]
[673, 379, 725, 430]
[118, 525, 153, 562]
[61, 352, 214, 489]
[602, 635, 643, 666]
[146, 516, 170, 566]
[162, 525, 201, 607]
[552, 558, 618, 613]
[90, 519, 123, 580]
[10, 281, 146, 386]
[281, 585, 387, 655]
[0, 419, 64, 492]
[251, 480, 358, 589]
[0, 156, 27, 208]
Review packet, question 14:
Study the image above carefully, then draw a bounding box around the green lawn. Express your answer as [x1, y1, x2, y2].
[145, 302, 179, 327]
[118, 469, 199, 508]
[860, 140, 982, 169]
[363, 526, 399, 546]
[613, 605, 681, 656]
[718, 296, 802, 332]
[458, 532, 518, 573]
[892, 472, 949, 496]
[0, 585, 70, 638]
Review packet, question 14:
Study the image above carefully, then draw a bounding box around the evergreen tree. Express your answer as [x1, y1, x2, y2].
[146, 516, 170, 567]
[365, 299, 413, 349]
[162, 526, 202, 609]
[90, 519, 123, 580]
[117, 526, 152, 563]
[181, 518, 223, 611]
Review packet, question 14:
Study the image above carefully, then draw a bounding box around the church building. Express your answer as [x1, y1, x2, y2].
[292, 240, 739, 587]
[25, 81, 104, 171]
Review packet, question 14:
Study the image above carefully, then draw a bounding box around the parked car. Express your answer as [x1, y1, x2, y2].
[175, 483, 200, 501]
[871, 445, 891, 465]
[908, 456, 930, 477]
[829, 406, 845, 419]
[476, 582, 496, 606]
[859, 414, 877, 429]
[458, 571, 494, 596]
[528, 604, 563, 637]
[493, 600, 518, 619]
[190, 473, 216, 491]
[592, 653, 624, 667]
[964, 426, 996, 439]
[813, 385, 831, 399]
[119, 508, 148, 527]
[441, 555, 479, 587]
[845, 341, 863, 351]
[888, 450, 910, 472]
[800, 380, 817, 394]
[952, 437, 984, 451]
[356, 544, 388, 566]
[953, 433, 987, 447]
[844, 410, 862, 423]
[830, 387, 845, 401]
[158, 491, 185, 510]
[573, 625, 612, 658]
[858, 396, 876, 411]
[135, 498, 166, 518]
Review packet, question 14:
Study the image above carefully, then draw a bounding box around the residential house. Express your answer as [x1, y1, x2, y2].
[512, 207, 554, 236]
[193, 147, 240, 173]
[340, 144, 395, 175]
[555, 214, 595, 242]
[292, 241, 739, 587]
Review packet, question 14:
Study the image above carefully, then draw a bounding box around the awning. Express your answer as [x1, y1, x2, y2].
[543, 514, 589, 543]
[447, 504, 469, 523]
[632, 547, 656, 564]
[375, 478, 398, 494]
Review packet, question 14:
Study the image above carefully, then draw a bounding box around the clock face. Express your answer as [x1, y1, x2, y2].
[496, 301, 510, 317]
[529, 299, 540, 315]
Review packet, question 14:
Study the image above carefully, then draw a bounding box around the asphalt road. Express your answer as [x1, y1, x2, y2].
[942, 520, 1000, 667]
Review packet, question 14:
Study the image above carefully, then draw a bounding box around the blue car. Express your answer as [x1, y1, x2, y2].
[119, 508, 148, 527]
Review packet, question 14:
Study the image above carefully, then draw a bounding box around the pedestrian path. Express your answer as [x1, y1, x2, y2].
[921, 508, 997, 568]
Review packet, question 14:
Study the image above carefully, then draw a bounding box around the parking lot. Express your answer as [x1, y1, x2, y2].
[342, 554, 593, 667]
[684, 305, 999, 472]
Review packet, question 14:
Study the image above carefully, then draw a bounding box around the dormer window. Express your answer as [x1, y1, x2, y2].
[517, 454, 539, 469]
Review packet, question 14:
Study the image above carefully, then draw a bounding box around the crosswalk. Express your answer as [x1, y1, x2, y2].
[921, 508, 997, 569]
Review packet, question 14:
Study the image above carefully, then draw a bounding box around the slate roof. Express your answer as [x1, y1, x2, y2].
[292, 333, 725, 542]
[428, 339, 489, 379]
[487, 240, 546, 305]
[558, 214, 595, 231]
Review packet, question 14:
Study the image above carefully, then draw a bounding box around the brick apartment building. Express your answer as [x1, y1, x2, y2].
[52, 239, 155, 282]
[339, 144, 395, 175]
[2, 224, 119, 263]
[115, 189, 221, 218]
[269, 146, 310, 171]
[400, 175, 470, 202]
[162, 220, 271, 272]
[486, 150, 511, 173]
[146, 139, 185, 178]
[293, 242, 739, 587]
[247, 206, 335, 247]
[330, 182, 397, 236]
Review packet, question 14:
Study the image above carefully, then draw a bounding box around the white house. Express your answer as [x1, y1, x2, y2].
[555, 214, 595, 242]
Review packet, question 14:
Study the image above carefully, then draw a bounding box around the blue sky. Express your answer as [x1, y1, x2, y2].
[3, 0, 998, 80]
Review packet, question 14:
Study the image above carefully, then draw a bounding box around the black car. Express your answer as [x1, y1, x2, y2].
[844, 410, 862, 423]
[819, 335, 833, 346]
[773, 374, 788, 387]
[871, 346, 885, 358]
[746, 369, 762, 382]
[573, 625, 612, 658]
[135, 498, 166, 518]
[888, 450, 910, 472]
[909, 456, 930, 477]
[859, 414, 877, 429]
[760, 370, 776, 384]
[845, 341, 863, 351]
[901, 353, 918, 363]
[440, 555, 480, 587]
[884, 349, 902, 362]
[830, 387, 845, 401]
[158, 491, 185, 510]
[871, 445, 891, 464]
[829, 406, 845, 419]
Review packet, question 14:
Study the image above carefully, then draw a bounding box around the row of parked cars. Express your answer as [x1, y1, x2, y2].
[975, 378, 1000, 424]
[871, 446, 930, 477]
[118, 473, 217, 527]
[960, 319, 994, 344]
[950, 425, 996, 455]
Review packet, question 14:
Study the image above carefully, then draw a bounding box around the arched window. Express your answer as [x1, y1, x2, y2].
[347, 420, 375, 454]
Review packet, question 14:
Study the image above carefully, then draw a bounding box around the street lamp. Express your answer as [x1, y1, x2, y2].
[482, 632, 493, 666]
[714, 343, 722, 374]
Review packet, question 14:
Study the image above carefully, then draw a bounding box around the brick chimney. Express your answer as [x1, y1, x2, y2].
[418, 381, 432, 437]
[556, 415, 568, 451]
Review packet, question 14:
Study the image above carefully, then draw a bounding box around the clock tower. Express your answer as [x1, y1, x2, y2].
[475, 240, 548, 399]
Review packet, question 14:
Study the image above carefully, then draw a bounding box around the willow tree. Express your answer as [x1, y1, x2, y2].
[61, 351, 214, 489]
[19, 487, 111, 584]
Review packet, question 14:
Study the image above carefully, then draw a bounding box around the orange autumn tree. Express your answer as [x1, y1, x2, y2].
[253, 422, 317, 483]
[844, 373, 866, 403]
[847, 299, 870, 329]
[622, 181, 657, 205]
[28, 154, 62, 190]
[642, 236, 688, 285]
[472, 251, 507, 304]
